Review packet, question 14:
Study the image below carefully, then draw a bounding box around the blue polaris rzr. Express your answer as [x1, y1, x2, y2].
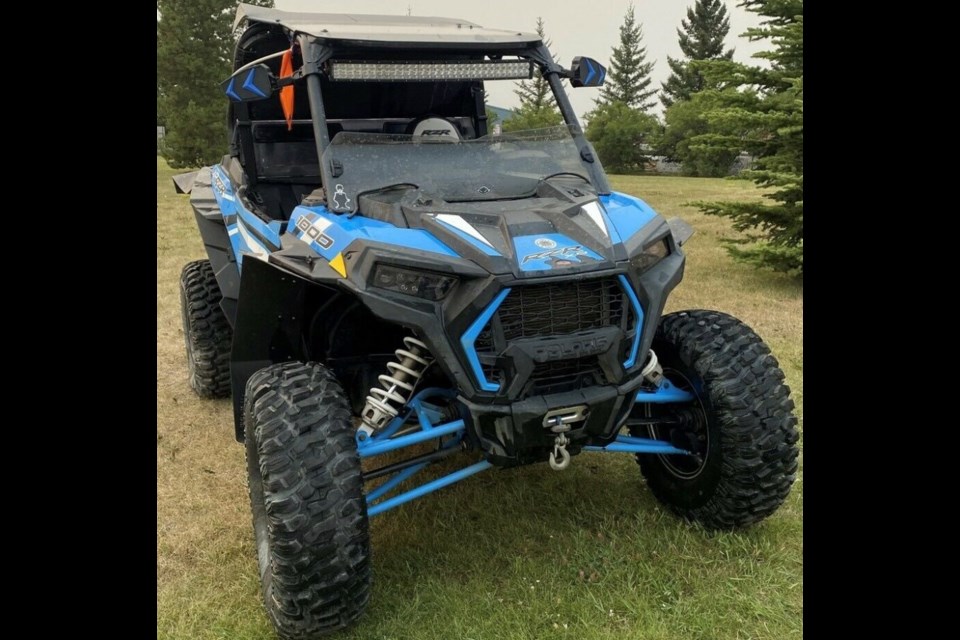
[174, 5, 798, 638]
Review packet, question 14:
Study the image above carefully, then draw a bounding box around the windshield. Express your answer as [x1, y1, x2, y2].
[320, 125, 599, 213]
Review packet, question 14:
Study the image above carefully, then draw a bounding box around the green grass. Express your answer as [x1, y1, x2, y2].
[157, 157, 802, 639]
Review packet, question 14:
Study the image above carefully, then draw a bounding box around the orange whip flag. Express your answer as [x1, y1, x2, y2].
[279, 47, 295, 131]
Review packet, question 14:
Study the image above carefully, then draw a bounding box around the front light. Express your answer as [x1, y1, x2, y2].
[630, 238, 670, 272]
[329, 60, 533, 82]
[372, 265, 458, 300]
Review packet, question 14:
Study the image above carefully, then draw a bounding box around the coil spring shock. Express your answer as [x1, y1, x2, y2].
[360, 337, 434, 435]
[641, 349, 663, 386]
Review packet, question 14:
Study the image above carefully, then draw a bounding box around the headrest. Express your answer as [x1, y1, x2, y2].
[410, 117, 461, 142]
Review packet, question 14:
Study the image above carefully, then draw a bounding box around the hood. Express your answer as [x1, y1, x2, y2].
[287, 182, 661, 280]
[412, 182, 654, 278]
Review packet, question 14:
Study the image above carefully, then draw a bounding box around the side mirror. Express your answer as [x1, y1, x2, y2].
[568, 57, 606, 88]
[221, 64, 276, 102]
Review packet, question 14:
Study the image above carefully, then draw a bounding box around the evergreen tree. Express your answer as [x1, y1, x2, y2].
[660, 0, 734, 108]
[595, 4, 657, 112]
[657, 91, 741, 176]
[514, 18, 558, 113]
[157, 0, 274, 168]
[692, 0, 803, 274]
[502, 18, 563, 132]
[585, 102, 659, 173]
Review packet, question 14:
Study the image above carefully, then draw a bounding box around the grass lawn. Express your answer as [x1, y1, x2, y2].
[157, 157, 802, 639]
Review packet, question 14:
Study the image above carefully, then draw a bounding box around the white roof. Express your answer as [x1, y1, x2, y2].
[235, 3, 541, 46]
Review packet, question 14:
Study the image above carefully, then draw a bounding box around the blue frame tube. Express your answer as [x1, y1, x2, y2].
[367, 460, 493, 517]
[357, 419, 464, 458]
[584, 442, 688, 455]
[365, 431, 464, 503]
[362, 388, 457, 444]
[584, 434, 690, 456]
[616, 434, 674, 446]
[358, 388, 484, 517]
[366, 461, 429, 503]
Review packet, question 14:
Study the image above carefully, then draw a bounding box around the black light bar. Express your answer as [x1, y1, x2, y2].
[328, 60, 533, 82]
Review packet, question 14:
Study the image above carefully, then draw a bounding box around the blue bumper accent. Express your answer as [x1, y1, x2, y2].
[618, 274, 644, 369]
[460, 289, 511, 392]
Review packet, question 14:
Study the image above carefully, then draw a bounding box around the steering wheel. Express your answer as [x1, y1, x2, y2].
[539, 171, 591, 184]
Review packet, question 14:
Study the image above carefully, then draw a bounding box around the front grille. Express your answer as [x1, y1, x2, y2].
[497, 278, 624, 340]
[527, 358, 607, 396]
[472, 276, 631, 395]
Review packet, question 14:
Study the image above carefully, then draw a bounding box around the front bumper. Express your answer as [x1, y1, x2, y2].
[461, 384, 632, 466]
[270, 234, 684, 466]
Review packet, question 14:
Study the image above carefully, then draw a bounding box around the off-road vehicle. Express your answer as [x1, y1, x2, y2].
[173, 5, 799, 637]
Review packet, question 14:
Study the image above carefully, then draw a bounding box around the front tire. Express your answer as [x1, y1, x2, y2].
[244, 362, 371, 639]
[633, 310, 799, 529]
[179, 259, 231, 398]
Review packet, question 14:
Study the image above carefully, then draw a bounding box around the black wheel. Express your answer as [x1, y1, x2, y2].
[632, 310, 799, 530]
[244, 362, 371, 639]
[179, 259, 231, 398]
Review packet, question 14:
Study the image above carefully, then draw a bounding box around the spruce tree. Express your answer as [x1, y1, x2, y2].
[157, 0, 274, 168]
[595, 4, 657, 112]
[514, 18, 558, 113]
[585, 102, 659, 173]
[692, 0, 803, 274]
[502, 18, 563, 132]
[660, 0, 734, 108]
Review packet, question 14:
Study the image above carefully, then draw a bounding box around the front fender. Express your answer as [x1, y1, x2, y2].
[229, 257, 327, 439]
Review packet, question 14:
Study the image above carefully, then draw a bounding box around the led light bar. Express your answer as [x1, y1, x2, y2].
[329, 60, 533, 82]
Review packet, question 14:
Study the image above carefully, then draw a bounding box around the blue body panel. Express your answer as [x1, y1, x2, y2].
[600, 192, 660, 242]
[289, 206, 460, 260]
[512, 233, 605, 272]
[210, 165, 284, 267]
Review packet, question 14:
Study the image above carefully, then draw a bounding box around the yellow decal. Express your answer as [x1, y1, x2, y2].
[330, 252, 347, 277]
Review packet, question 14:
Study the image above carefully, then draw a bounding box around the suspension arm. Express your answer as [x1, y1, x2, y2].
[363, 444, 462, 481]
[367, 461, 493, 517]
[584, 434, 690, 456]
